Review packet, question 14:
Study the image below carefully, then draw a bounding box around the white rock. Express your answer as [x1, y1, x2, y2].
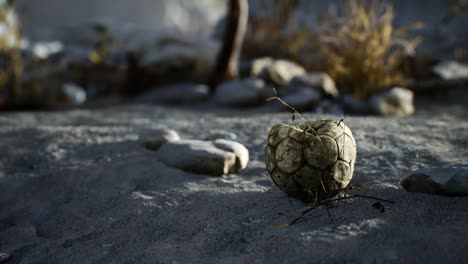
[289, 73, 339, 97]
[251, 57, 274, 77]
[135, 83, 210, 104]
[267, 59, 306, 86]
[61, 83, 87, 105]
[144, 129, 180, 151]
[213, 139, 249, 171]
[32, 41, 64, 59]
[432, 61, 468, 80]
[157, 139, 249, 176]
[215, 78, 266, 107]
[250, 57, 306, 86]
[369, 87, 414, 117]
[400, 165, 468, 196]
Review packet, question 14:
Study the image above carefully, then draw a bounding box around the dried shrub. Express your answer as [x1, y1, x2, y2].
[241, 0, 301, 58]
[244, 0, 423, 100]
[443, 0, 468, 24]
[312, 0, 423, 100]
[0, 0, 22, 107]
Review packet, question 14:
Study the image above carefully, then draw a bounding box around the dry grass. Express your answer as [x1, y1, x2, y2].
[311, 0, 423, 99]
[245, 0, 423, 100]
[0, 1, 22, 107]
[241, 0, 300, 58]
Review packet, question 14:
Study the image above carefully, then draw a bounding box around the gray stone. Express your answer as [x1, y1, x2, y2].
[157, 139, 248, 176]
[0, 253, 10, 263]
[369, 87, 415, 117]
[267, 59, 306, 86]
[135, 83, 210, 104]
[250, 57, 305, 86]
[433, 61, 468, 80]
[251, 57, 274, 77]
[32, 41, 64, 59]
[213, 139, 249, 171]
[144, 129, 180, 151]
[289, 73, 339, 97]
[401, 165, 468, 196]
[279, 87, 322, 111]
[206, 130, 238, 141]
[61, 83, 87, 105]
[215, 78, 266, 107]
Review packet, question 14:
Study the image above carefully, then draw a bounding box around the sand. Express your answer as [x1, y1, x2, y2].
[0, 102, 467, 263]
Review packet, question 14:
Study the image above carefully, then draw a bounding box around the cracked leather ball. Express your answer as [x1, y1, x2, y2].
[265, 120, 357, 203]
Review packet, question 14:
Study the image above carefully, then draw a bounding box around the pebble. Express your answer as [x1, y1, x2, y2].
[432, 60, 468, 80]
[369, 87, 415, 117]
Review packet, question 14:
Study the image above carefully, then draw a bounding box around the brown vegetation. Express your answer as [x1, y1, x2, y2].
[0, 1, 22, 107]
[312, 0, 423, 99]
[244, 0, 423, 100]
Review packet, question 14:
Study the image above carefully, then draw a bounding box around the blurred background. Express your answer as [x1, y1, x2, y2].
[16, 0, 468, 53]
[0, 0, 466, 114]
[16, 0, 227, 37]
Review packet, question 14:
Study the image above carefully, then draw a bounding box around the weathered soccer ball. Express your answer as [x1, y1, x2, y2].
[265, 120, 357, 203]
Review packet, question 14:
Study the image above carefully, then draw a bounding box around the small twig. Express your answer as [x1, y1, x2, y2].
[275, 194, 395, 227]
[267, 96, 311, 124]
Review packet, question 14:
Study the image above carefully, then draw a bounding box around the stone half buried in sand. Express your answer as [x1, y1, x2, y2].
[265, 120, 357, 203]
[400, 165, 468, 196]
[156, 139, 249, 176]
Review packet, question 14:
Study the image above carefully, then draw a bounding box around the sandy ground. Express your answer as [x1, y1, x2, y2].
[0, 102, 467, 263]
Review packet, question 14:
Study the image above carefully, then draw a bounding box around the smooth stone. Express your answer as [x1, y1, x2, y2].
[213, 139, 249, 171]
[32, 41, 64, 59]
[279, 87, 322, 111]
[135, 83, 210, 104]
[432, 61, 468, 80]
[400, 165, 468, 196]
[251, 57, 274, 77]
[267, 59, 306, 86]
[250, 57, 306, 86]
[369, 87, 415, 117]
[0, 253, 10, 263]
[61, 83, 87, 105]
[289, 72, 339, 97]
[215, 78, 266, 107]
[157, 139, 248, 176]
[144, 129, 180, 151]
[206, 130, 238, 141]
